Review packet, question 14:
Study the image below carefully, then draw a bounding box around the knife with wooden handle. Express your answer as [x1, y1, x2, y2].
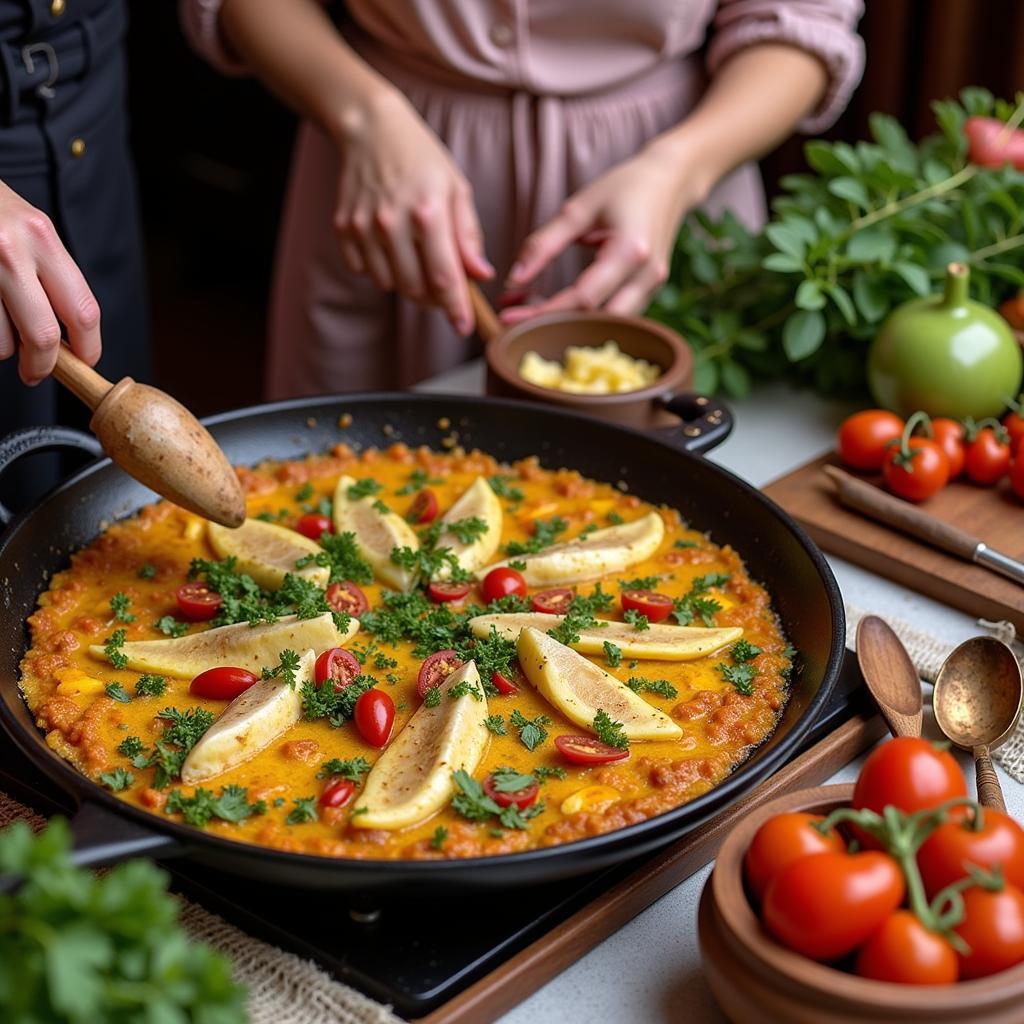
[823, 465, 1024, 586]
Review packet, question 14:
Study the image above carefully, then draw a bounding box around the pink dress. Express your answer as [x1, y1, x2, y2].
[182, 1, 864, 397]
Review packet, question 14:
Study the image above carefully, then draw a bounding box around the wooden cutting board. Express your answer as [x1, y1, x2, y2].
[764, 454, 1024, 632]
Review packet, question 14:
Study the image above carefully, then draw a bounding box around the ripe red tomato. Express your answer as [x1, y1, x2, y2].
[621, 589, 673, 623]
[176, 582, 222, 621]
[954, 883, 1024, 979]
[417, 649, 464, 699]
[743, 812, 845, 902]
[490, 664, 523, 695]
[483, 773, 539, 810]
[407, 489, 438, 524]
[319, 778, 355, 808]
[882, 438, 949, 502]
[836, 410, 905, 471]
[855, 911, 959, 985]
[1003, 407, 1024, 449]
[354, 689, 395, 747]
[1012, 454, 1024, 502]
[1000, 297, 1024, 331]
[918, 809, 1024, 899]
[853, 737, 967, 820]
[189, 666, 258, 700]
[531, 588, 574, 614]
[482, 567, 527, 603]
[554, 734, 630, 765]
[427, 580, 471, 604]
[965, 116, 1024, 170]
[762, 850, 905, 961]
[326, 581, 368, 617]
[930, 418, 966, 479]
[314, 647, 361, 692]
[964, 427, 1011, 485]
[295, 513, 333, 540]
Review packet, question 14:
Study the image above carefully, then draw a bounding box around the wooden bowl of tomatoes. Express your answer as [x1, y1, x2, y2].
[699, 737, 1024, 1023]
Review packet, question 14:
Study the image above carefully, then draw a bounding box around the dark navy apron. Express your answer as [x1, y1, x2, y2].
[0, 0, 148, 508]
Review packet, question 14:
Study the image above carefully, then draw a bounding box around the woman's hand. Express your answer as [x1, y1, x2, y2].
[501, 142, 711, 322]
[332, 92, 493, 334]
[0, 181, 101, 385]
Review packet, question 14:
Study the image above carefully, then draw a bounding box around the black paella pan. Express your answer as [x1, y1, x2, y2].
[0, 392, 844, 893]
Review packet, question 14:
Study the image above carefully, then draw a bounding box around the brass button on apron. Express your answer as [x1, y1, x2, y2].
[51, 0, 66, 16]
[70, 137, 86, 158]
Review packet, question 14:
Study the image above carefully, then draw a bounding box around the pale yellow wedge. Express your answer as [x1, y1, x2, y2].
[469, 612, 741, 662]
[354, 661, 490, 830]
[489, 512, 664, 585]
[207, 518, 328, 590]
[181, 649, 315, 784]
[517, 627, 682, 740]
[432, 477, 502, 579]
[88, 613, 357, 678]
[332, 474, 420, 591]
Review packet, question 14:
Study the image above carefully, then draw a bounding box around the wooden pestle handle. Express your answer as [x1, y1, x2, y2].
[824, 465, 980, 560]
[974, 744, 1007, 812]
[468, 281, 503, 344]
[53, 345, 114, 411]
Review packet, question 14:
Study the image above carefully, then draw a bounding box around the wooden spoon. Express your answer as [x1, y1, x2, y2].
[933, 637, 1023, 811]
[855, 615, 923, 738]
[468, 281, 503, 344]
[54, 345, 245, 527]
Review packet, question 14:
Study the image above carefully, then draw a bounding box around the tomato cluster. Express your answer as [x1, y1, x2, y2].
[836, 405, 1024, 503]
[744, 737, 1024, 985]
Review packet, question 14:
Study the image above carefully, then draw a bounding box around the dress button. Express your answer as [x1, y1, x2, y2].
[51, 0, 66, 16]
[490, 20, 515, 47]
[70, 137, 86, 158]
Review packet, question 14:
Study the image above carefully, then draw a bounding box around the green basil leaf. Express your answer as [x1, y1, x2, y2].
[782, 310, 826, 361]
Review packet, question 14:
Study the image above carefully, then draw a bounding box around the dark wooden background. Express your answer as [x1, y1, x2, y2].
[127, 1, 1024, 414]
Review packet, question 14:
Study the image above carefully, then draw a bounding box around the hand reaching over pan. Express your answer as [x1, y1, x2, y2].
[0, 180, 101, 385]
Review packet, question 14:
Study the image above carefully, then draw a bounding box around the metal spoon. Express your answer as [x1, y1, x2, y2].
[933, 637, 1023, 811]
[856, 615, 923, 738]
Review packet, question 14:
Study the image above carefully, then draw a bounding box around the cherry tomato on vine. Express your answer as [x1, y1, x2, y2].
[954, 883, 1024, 979]
[743, 812, 845, 902]
[407, 489, 438, 524]
[327, 581, 368, 617]
[482, 567, 527, 603]
[930, 418, 966, 479]
[964, 427, 1011, 485]
[189, 666, 258, 700]
[295, 513, 333, 540]
[555, 735, 630, 765]
[354, 689, 395, 747]
[176, 582, 222, 621]
[483, 773, 539, 810]
[621, 589, 673, 623]
[427, 580, 471, 604]
[314, 647, 361, 692]
[882, 438, 949, 502]
[836, 410, 905, 471]
[762, 850, 905, 961]
[531, 588, 574, 614]
[855, 911, 959, 985]
[319, 778, 355, 808]
[1003, 406, 1024, 450]
[918, 808, 1024, 898]
[417, 650, 464, 699]
[853, 737, 967, 821]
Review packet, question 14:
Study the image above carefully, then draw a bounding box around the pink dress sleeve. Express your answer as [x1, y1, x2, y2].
[178, 0, 247, 75]
[707, 0, 865, 132]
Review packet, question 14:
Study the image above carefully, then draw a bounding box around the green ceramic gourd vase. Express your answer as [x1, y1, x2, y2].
[868, 262, 1023, 419]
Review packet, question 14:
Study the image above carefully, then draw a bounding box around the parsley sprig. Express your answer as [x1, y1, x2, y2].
[167, 785, 266, 827]
[261, 649, 302, 689]
[510, 709, 551, 751]
[671, 572, 731, 626]
[317, 756, 371, 783]
[502, 515, 568, 557]
[450, 770, 544, 830]
[593, 709, 629, 750]
[110, 592, 135, 623]
[295, 531, 374, 585]
[301, 674, 376, 726]
[626, 676, 678, 699]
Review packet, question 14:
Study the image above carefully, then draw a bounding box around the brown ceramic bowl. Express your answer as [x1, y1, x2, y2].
[699, 784, 1024, 1023]
[484, 310, 693, 430]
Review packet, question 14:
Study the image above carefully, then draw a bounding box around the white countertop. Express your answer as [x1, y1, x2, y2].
[417, 362, 1022, 1024]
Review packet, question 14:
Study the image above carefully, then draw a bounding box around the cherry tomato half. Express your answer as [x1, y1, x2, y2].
[354, 688, 395, 747]
[417, 649, 465, 699]
[531, 588, 574, 614]
[189, 666, 258, 700]
[918, 808, 1024, 898]
[555, 734, 630, 765]
[955, 883, 1024, 979]
[853, 737, 967, 820]
[407, 489, 438, 524]
[295, 513, 333, 540]
[855, 911, 959, 985]
[176, 582, 222, 621]
[427, 580, 471, 604]
[319, 778, 355, 808]
[491, 669, 520, 695]
[314, 647, 361, 692]
[327, 581, 369, 617]
[483, 773, 539, 810]
[930, 418, 966, 479]
[621, 589, 673, 623]
[964, 427, 1011, 485]
[482, 567, 527, 603]
[882, 438, 949, 502]
[743, 812, 845, 902]
[762, 850, 905, 961]
[837, 410, 905, 471]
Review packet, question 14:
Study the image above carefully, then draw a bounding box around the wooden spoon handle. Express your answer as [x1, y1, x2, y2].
[53, 345, 114, 411]
[468, 282, 502, 344]
[974, 745, 1007, 812]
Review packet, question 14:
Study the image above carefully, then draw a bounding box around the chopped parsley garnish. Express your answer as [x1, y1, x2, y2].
[135, 674, 167, 698]
[619, 576, 660, 590]
[301, 674, 376, 726]
[450, 770, 544, 831]
[488, 475, 524, 503]
[483, 713, 506, 736]
[445, 516, 489, 545]
[286, 796, 318, 825]
[372, 499, 391, 515]
[593, 709, 629, 750]
[448, 679, 483, 701]
[510, 709, 551, 751]
[545, 584, 614, 646]
[454, 626, 517, 693]
[105, 682, 131, 704]
[316, 756, 371, 783]
[626, 676, 678, 699]
[294, 483, 315, 502]
[99, 768, 134, 792]
[502, 516, 568, 557]
[603, 641, 622, 668]
[430, 826, 448, 850]
[256, 509, 289, 522]
[508, 560, 527, 571]
[623, 609, 650, 631]
[116, 736, 145, 759]
[396, 468, 442, 495]
[719, 661, 756, 696]
[673, 539, 697, 549]
[731, 639, 763, 663]
[103, 629, 128, 669]
[347, 478, 383, 501]
[607, 511, 624, 525]
[260, 649, 302, 689]
[295, 531, 374, 586]
[110, 592, 135, 623]
[671, 572, 730, 626]
[167, 785, 266, 827]
[489, 766, 535, 792]
[154, 615, 188, 638]
[159, 706, 215, 750]
[423, 687, 442, 708]
[127, 706, 216, 789]
[533, 766, 567, 784]
[137, 563, 157, 579]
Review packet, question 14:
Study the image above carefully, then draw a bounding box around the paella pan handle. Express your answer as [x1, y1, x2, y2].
[656, 392, 733, 455]
[0, 426, 103, 526]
